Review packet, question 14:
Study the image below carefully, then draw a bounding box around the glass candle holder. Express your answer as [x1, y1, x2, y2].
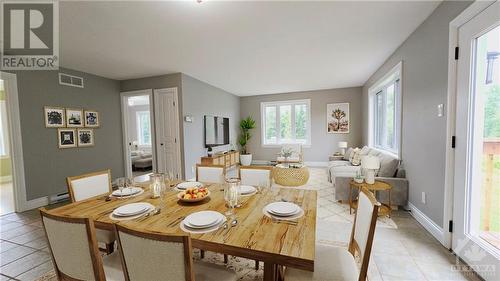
[224, 178, 240, 216]
[149, 173, 165, 199]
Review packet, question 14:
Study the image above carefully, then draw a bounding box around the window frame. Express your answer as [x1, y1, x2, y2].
[368, 61, 403, 158]
[260, 99, 311, 147]
[135, 110, 151, 146]
[0, 100, 9, 158]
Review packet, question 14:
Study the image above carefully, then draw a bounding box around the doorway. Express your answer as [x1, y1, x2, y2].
[0, 79, 15, 215]
[121, 90, 156, 178]
[452, 2, 499, 280]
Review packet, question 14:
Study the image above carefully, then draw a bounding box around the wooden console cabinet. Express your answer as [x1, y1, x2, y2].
[200, 151, 240, 168]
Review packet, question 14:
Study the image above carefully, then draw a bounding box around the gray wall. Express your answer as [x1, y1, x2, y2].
[120, 73, 240, 179]
[120, 73, 185, 176]
[362, 1, 472, 227]
[240, 87, 363, 162]
[181, 74, 240, 179]
[11, 68, 123, 200]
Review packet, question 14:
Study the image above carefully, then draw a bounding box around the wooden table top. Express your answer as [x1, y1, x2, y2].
[350, 179, 392, 191]
[49, 182, 317, 271]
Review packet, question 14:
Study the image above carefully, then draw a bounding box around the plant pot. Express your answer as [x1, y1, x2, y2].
[240, 154, 252, 166]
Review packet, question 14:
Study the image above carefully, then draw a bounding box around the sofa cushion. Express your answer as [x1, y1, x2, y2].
[330, 165, 361, 178]
[360, 146, 371, 155]
[377, 151, 400, 177]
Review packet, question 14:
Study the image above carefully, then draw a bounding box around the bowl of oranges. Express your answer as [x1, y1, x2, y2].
[177, 187, 210, 202]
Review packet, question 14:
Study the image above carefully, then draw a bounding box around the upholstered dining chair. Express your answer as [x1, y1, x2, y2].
[40, 209, 124, 281]
[239, 166, 273, 188]
[196, 164, 225, 184]
[285, 187, 380, 281]
[114, 224, 237, 281]
[66, 169, 116, 254]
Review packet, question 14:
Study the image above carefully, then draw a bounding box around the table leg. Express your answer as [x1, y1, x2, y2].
[388, 189, 392, 218]
[264, 262, 278, 281]
[349, 186, 353, 214]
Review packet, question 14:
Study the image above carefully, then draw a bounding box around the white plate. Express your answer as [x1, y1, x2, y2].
[176, 181, 203, 190]
[240, 185, 256, 195]
[180, 217, 226, 234]
[113, 202, 151, 217]
[266, 202, 299, 216]
[267, 207, 301, 217]
[262, 207, 304, 221]
[184, 217, 223, 229]
[184, 211, 223, 227]
[112, 187, 142, 197]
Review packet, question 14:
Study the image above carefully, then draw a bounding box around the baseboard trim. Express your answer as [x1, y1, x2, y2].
[408, 202, 446, 246]
[0, 175, 12, 183]
[22, 196, 49, 212]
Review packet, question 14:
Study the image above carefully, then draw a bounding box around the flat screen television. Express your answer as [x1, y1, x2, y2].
[204, 115, 229, 148]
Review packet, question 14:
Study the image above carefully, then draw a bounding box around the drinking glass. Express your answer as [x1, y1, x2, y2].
[116, 177, 125, 197]
[125, 177, 134, 193]
[149, 173, 165, 199]
[224, 178, 240, 216]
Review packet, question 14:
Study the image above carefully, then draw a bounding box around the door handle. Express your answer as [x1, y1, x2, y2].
[160, 143, 164, 146]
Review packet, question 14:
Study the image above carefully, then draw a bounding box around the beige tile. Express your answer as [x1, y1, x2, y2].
[0, 251, 51, 277]
[415, 260, 477, 281]
[0, 274, 12, 281]
[23, 237, 48, 250]
[405, 241, 456, 265]
[374, 253, 426, 280]
[15, 260, 54, 281]
[7, 229, 45, 245]
[0, 246, 36, 266]
[368, 261, 383, 281]
[0, 225, 39, 240]
[0, 241, 18, 254]
[372, 238, 411, 256]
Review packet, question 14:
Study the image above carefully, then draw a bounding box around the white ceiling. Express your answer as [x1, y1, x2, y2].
[60, 1, 440, 96]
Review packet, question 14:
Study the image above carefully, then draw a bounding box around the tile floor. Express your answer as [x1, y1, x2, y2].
[0, 168, 482, 281]
[0, 182, 15, 216]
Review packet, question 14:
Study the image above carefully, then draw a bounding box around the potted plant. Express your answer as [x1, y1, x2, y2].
[238, 116, 256, 166]
[280, 147, 294, 168]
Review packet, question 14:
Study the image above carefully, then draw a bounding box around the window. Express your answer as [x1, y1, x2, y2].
[136, 111, 151, 145]
[369, 62, 402, 156]
[0, 100, 9, 157]
[261, 99, 311, 146]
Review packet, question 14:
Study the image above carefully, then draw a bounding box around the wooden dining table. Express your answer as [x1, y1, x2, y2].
[48, 181, 317, 281]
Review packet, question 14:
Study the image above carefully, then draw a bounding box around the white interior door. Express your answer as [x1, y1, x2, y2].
[453, 2, 499, 280]
[120, 89, 156, 178]
[154, 88, 181, 179]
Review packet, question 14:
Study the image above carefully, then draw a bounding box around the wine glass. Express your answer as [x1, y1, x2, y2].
[116, 177, 125, 197]
[125, 177, 134, 193]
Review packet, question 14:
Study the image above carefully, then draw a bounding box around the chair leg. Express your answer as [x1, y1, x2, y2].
[255, 260, 259, 270]
[224, 254, 228, 263]
[105, 242, 115, 254]
[200, 250, 205, 259]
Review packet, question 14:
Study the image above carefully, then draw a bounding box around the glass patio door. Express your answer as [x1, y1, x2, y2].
[453, 2, 500, 280]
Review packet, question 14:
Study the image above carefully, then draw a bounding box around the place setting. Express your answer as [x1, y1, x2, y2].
[239, 185, 257, 197]
[110, 177, 144, 199]
[108, 202, 156, 221]
[180, 210, 227, 234]
[263, 201, 304, 225]
[175, 181, 204, 191]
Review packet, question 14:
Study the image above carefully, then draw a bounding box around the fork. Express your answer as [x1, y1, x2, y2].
[136, 208, 161, 221]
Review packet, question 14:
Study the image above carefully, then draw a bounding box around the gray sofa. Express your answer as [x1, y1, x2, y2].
[328, 146, 408, 206]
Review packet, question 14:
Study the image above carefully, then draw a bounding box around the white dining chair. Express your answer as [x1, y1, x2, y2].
[40, 209, 124, 281]
[285, 187, 380, 281]
[114, 224, 237, 281]
[196, 164, 225, 183]
[66, 169, 116, 254]
[239, 166, 273, 188]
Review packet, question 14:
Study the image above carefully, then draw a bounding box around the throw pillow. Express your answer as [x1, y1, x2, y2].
[378, 153, 400, 177]
[343, 147, 354, 161]
[360, 146, 371, 155]
[349, 147, 359, 163]
[350, 149, 362, 166]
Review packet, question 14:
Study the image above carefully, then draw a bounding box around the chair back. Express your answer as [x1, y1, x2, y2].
[115, 224, 194, 281]
[67, 170, 112, 202]
[239, 166, 273, 188]
[196, 164, 225, 183]
[40, 209, 105, 281]
[348, 187, 380, 281]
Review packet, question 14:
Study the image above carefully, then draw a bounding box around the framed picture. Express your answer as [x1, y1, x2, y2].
[58, 129, 77, 148]
[84, 110, 99, 127]
[77, 129, 94, 147]
[66, 108, 83, 127]
[327, 103, 350, 134]
[44, 106, 65, 128]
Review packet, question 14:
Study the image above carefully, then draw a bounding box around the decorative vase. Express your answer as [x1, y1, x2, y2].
[240, 154, 252, 166]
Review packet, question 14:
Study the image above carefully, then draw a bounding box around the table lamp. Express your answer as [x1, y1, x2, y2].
[338, 141, 348, 155]
[362, 156, 380, 184]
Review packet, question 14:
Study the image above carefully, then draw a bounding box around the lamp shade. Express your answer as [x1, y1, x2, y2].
[361, 156, 380, 169]
[338, 141, 348, 148]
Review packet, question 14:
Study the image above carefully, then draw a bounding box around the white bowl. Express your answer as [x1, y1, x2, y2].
[177, 190, 211, 202]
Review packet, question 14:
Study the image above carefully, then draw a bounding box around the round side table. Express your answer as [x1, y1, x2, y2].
[349, 180, 392, 217]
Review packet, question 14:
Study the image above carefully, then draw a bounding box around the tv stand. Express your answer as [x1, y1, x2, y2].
[200, 151, 239, 168]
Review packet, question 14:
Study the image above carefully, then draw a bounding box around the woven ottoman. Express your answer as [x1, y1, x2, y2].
[273, 164, 310, 186]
